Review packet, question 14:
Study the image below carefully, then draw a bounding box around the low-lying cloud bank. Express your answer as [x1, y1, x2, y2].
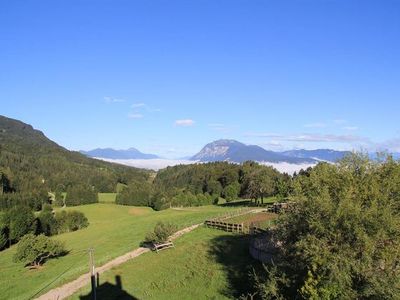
[97, 158, 316, 174]
[259, 162, 317, 174]
[97, 158, 194, 171]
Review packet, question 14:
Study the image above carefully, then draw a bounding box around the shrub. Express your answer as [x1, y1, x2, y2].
[54, 210, 89, 234]
[144, 222, 177, 244]
[13, 234, 65, 268]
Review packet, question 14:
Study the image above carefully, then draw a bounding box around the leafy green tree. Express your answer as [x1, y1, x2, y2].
[38, 204, 56, 236]
[13, 234, 65, 268]
[222, 182, 241, 202]
[247, 168, 277, 204]
[255, 155, 400, 298]
[4, 206, 36, 243]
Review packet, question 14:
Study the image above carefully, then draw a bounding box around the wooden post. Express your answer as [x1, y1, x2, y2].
[88, 248, 96, 300]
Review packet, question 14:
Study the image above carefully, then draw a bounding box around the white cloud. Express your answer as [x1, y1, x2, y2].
[104, 96, 125, 103]
[128, 113, 143, 119]
[131, 103, 146, 108]
[175, 119, 195, 127]
[246, 132, 368, 143]
[97, 158, 194, 171]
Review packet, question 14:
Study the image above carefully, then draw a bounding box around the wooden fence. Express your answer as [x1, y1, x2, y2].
[204, 220, 245, 233]
[204, 208, 270, 234]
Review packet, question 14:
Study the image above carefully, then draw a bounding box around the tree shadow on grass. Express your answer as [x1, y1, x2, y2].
[208, 233, 262, 299]
[79, 275, 138, 300]
[219, 200, 254, 207]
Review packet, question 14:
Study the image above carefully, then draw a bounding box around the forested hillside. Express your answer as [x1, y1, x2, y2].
[117, 161, 292, 210]
[0, 115, 150, 209]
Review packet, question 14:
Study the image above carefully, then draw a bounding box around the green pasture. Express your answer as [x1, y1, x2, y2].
[0, 204, 239, 300]
[70, 227, 260, 300]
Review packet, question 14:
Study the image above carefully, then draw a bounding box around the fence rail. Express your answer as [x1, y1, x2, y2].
[204, 208, 271, 234]
[204, 220, 245, 233]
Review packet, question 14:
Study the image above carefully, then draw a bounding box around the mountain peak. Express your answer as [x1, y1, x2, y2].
[191, 139, 316, 163]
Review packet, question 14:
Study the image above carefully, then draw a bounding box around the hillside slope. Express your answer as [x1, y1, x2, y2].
[0, 115, 150, 208]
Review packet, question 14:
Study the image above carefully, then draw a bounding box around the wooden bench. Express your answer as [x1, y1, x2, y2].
[152, 241, 174, 252]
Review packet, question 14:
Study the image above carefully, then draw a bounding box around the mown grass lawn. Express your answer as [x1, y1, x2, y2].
[70, 227, 261, 300]
[0, 204, 238, 300]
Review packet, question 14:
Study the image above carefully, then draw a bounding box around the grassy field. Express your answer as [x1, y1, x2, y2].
[0, 204, 239, 300]
[69, 227, 260, 300]
[98, 193, 117, 203]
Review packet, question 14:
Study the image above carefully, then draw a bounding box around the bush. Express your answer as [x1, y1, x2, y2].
[54, 210, 89, 234]
[13, 234, 65, 268]
[144, 222, 177, 244]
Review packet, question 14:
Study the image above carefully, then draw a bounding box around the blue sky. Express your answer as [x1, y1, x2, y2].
[1, 0, 399, 158]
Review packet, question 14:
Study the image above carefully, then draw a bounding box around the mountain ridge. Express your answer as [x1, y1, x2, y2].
[81, 147, 159, 159]
[191, 139, 318, 164]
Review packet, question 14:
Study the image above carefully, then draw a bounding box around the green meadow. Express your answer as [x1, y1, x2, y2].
[70, 227, 260, 300]
[0, 204, 239, 300]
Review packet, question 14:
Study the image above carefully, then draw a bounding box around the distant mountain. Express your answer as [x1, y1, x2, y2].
[191, 139, 316, 164]
[81, 148, 159, 159]
[281, 149, 351, 163]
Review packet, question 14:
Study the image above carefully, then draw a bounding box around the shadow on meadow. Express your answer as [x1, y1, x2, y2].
[207, 233, 262, 299]
[79, 274, 138, 300]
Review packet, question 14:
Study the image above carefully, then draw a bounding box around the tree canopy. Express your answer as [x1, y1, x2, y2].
[255, 154, 400, 299]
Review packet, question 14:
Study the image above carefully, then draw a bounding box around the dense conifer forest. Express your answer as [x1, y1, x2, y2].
[0, 115, 151, 210]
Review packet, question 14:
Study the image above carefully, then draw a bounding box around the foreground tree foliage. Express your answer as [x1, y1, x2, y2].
[13, 234, 65, 268]
[255, 154, 400, 299]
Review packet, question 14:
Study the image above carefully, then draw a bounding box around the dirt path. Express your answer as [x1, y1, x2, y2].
[35, 224, 202, 300]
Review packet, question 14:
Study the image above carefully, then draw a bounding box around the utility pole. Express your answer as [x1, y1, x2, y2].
[88, 248, 97, 300]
